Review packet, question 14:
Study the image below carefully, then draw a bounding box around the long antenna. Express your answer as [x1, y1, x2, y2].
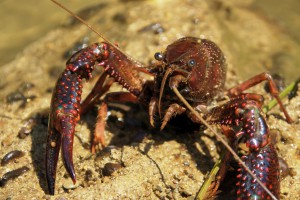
[50, 0, 112, 45]
[50, 0, 145, 67]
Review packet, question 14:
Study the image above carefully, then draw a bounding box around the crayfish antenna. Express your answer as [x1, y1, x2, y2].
[50, 0, 146, 71]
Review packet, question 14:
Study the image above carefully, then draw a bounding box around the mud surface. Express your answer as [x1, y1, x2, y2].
[0, 0, 299, 199]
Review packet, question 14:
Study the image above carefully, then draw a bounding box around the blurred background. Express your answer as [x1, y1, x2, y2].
[0, 0, 299, 81]
[0, 0, 99, 67]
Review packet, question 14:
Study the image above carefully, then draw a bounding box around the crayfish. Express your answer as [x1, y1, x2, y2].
[46, 0, 293, 199]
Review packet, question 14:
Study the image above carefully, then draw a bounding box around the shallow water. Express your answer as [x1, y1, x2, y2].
[252, 0, 300, 44]
[0, 0, 99, 67]
[250, 0, 300, 81]
[0, 0, 299, 80]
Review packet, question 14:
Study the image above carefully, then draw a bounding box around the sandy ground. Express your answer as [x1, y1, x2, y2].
[0, 0, 299, 199]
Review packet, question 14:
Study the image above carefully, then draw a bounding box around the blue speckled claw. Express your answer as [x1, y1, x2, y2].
[45, 121, 61, 195]
[46, 72, 81, 195]
[45, 41, 145, 195]
[207, 95, 280, 199]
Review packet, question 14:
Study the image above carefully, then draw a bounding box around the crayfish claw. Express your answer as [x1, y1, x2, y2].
[61, 116, 77, 184]
[46, 115, 78, 194]
[46, 122, 62, 195]
[46, 72, 81, 194]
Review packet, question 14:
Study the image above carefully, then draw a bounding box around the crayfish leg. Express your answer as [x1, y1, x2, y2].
[91, 92, 139, 153]
[80, 73, 114, 114]
[160, 103, 186, 130]
[227, 72, 293, 123]
[92, 101, 108, 153]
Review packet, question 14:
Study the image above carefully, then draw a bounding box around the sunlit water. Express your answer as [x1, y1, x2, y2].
[0, 0, 99, 67]
[0, 0, 299, 81]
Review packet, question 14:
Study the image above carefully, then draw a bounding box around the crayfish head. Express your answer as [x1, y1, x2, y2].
[154, 37, 198, 75]
[154, 37, 201, 115]
[158, 37, 227, 103]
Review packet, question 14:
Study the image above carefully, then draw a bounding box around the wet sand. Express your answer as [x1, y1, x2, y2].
[0, 0, 299, 199]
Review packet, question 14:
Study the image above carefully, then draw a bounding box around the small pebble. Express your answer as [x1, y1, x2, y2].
[138, 23, 165, 34]
[1, 150, 25, 166]
[18, 118, 36, 139]
[0, 166, 29, 187]
[102, 163, 122, 176]
[62, 179, 80, 190]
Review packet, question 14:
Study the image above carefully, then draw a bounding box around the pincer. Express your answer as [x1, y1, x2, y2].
[46, 43, 107, 194]
[45, 41, 146, 194]
[46, 71, 82, 195]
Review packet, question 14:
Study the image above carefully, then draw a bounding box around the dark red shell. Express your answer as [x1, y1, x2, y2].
[165, 37, 226, 102]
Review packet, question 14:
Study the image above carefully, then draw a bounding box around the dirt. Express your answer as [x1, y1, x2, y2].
[0, 0, 299, 199]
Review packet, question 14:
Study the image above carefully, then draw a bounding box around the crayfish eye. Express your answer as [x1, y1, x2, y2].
[187, 59, 196, 67]
[154, 52, 164, 61]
